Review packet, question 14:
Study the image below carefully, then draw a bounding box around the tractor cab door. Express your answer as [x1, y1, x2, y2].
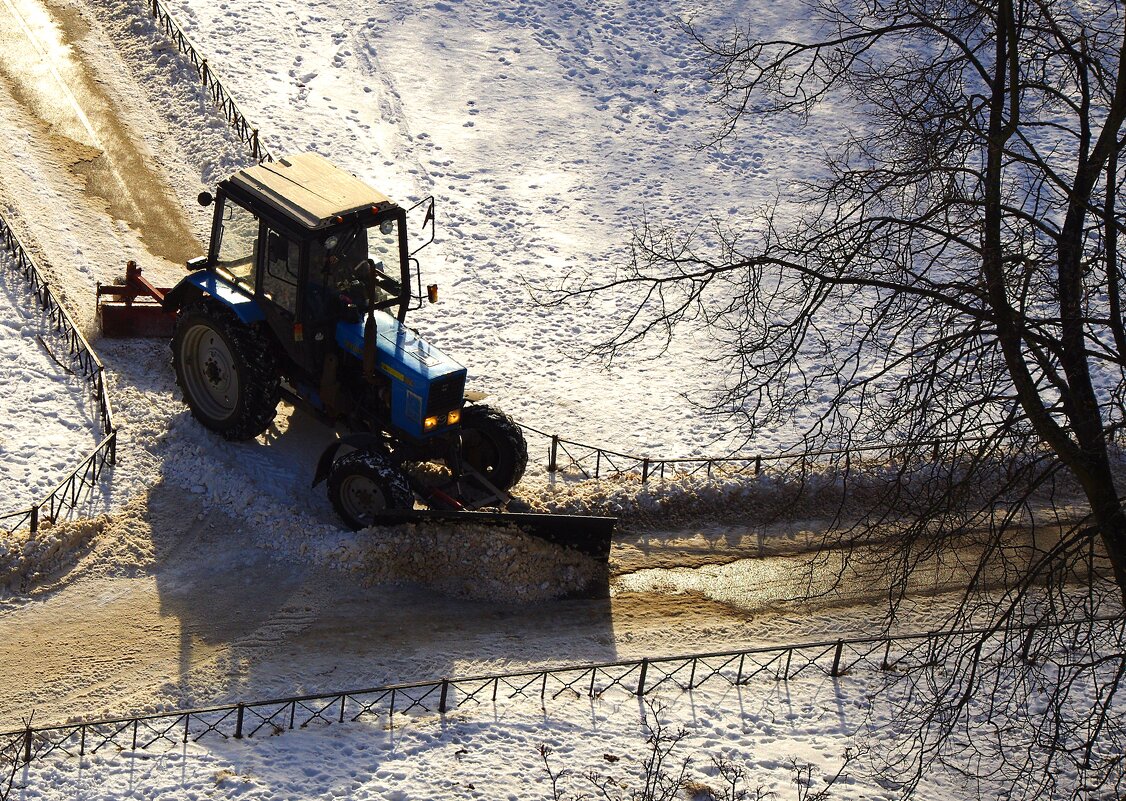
[211, 193, 260, 294]
[259, 226, 309, 372]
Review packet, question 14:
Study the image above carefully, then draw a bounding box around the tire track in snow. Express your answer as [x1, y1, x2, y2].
[348, 20, 436, 198]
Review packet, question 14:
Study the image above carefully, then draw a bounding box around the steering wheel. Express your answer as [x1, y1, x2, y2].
[367, 257, 405, 287]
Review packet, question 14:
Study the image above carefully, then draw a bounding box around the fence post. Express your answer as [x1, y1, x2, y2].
[636, 659, 649, 696]
[439, 680, 450, 714]
[29, 505, 38, 534]
[548, 435, 559, 473]
[641, 458, 650, 484]
[1020, 622, 1037, 664]
[754, 455, 762, 476]
[23, 727, 32, 764]
[830, 640, 845, 677]
[252, 130, 260, 161]
[234, 703, 245, 739]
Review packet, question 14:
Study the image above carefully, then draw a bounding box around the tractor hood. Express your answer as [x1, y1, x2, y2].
[336, 311, 467, 439]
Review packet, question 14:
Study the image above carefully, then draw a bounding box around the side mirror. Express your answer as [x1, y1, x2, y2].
[407, 196, 436, 256]
[198, 191, 214, 207]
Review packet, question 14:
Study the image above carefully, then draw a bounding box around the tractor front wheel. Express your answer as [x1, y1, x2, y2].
[172, 301, 280, 440]
[459, 404, 528, 492]
[328, 449, 415, 529]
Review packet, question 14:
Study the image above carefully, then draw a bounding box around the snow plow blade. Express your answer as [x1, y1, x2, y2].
[370, 509, 615, 561]
[96, 261, 176, 338]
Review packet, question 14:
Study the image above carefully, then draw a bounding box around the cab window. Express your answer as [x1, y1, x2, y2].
[262, 229, 299, 315]
[215, 198, 259, 292]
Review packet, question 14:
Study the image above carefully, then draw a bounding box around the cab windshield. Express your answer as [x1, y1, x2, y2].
[309, 216, 407, 318]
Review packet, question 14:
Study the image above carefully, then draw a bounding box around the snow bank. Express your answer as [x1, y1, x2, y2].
[1, 485, 604, 603]
[523, 468, 836, 525]
[0, 517, 104, 595]
[522, 452, 1092, 532]
[329, 521, 605, 602]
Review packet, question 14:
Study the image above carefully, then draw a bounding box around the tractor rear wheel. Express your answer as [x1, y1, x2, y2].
[328, 449, 415, 529]
[459, 404, 527, 491]
[172, 301, 280, 440]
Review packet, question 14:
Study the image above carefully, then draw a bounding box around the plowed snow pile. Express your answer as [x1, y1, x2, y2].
[0, 518, 105, 594]
[338, 522, 603, 600]
[0, 490, 603, 603]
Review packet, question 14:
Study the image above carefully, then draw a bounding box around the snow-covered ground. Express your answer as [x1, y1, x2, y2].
[0, 0, 1119, 799]
[0, 251, 100, 514]
[143, 0, 846, 458]
[2, 0, 848, 582]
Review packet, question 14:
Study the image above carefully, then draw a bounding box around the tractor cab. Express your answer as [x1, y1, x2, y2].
[188, 153, 424, 382]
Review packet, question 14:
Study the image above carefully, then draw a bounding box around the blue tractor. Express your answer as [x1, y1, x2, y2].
[99, 153, 611, 556]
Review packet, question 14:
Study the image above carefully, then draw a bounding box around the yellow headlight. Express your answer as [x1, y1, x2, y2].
[447, 408, 461, 426]
[424, 415, 439, 431]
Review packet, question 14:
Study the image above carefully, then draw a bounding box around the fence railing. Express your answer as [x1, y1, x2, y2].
[144, 0, 271, 162]
[524, 421, 997, 485]
[1, 0, 272, 535]
[3, 614, 1120, 796]
[0, 216, 117, 536]
[1, 0, 272, 540]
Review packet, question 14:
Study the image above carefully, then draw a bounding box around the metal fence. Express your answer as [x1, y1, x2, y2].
[144, 0, 272, 162]
[525, 421, 987, 485]
[2, 615, 1120, 797]
[0, 216, 117, 536]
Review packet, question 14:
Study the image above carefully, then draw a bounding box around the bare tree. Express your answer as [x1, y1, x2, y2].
[548, 1, 1126, 797]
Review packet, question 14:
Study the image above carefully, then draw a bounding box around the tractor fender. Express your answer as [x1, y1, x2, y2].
[162, 272, 265, 325]
[312, 433, 389, 487]
[160, 278, 202, 314]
